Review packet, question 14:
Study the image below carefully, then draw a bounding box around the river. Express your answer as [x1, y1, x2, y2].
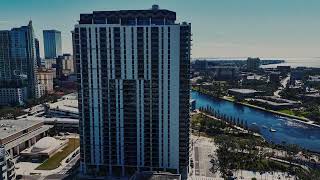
[191, 91, 320, 152]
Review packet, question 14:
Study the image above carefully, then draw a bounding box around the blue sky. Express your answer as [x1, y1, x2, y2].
[1, 0, 320, 58]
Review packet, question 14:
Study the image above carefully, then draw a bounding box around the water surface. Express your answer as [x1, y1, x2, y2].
[192, 91, 320, 152]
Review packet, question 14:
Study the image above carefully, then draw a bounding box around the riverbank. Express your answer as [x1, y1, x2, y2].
[191, 112, 319, 179]
[192, 89, 320, 128]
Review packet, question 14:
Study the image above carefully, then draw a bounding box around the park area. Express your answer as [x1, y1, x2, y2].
[36, 138, 80, 170]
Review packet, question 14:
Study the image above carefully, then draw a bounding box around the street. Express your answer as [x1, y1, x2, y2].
[274, 75, 290, 97]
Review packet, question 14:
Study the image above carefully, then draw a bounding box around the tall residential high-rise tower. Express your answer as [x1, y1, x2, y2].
[43, 30, 62, 59]
[0, 21, 38, 99]
[74, 5, 191, 179]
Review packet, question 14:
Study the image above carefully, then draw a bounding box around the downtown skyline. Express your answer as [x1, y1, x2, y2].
[1, 0, 320, 58]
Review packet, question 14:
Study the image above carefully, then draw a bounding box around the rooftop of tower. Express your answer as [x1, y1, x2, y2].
[79, 5, 176, 25]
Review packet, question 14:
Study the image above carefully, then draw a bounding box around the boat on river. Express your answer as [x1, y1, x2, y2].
[269, 128, 277, 132]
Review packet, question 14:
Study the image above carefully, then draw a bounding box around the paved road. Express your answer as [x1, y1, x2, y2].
[274, 75, 290, 97]
[59, 154, 79, 174]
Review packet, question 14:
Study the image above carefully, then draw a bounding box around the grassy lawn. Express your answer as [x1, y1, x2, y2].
[278, 109, 296, 116]
[36, 138, 80, 170]
[277, 109, 307, 119]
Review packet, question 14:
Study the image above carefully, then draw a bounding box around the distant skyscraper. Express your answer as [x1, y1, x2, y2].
[71, 30, 77, 74]
[35, 38, 41, 67]
[0, 21, 38, 99]
[43, 30, 62, 59]
[74, 5, 191, 179]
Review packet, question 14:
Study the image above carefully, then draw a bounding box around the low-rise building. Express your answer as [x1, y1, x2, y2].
[0, 120, 53, 158]
[48, 99, 78, 118]
[277, 66, 291, 73]
[210, 66, 239, 80]
[249, 96, 301, 110]
[16, 93, 80, 133]
[20, 137, 68, 162]
[302, 93, 320, 101]
[0, 87, 27, 106]
[243, 74, 267, 85]
[228, 88, 265, 99]
[306, 75, 320, 87]
[30, 117, 79, 133]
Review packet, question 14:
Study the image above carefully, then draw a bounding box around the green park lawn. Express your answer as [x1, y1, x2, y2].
[36, 138, 80, 170]
[277, 109, 308, 119]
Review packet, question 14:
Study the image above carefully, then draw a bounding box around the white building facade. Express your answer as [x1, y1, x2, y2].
[74, 5, 191, 179]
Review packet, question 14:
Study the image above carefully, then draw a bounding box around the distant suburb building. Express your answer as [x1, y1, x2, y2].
[74, 5, 191, 179]
[248, 96, 301, 110]
[210, 66, 239, 80]
[43, 30, 62, 59]
[247, 57, 261, 71]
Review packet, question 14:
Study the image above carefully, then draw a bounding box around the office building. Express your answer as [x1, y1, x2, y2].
[0, 21, 38, 99]
[0, 87, 27, 106]
[192, 60, 208, 71]
[269, 72, 280, 83]
[56, 54, 74, 79]
[74, 5, 191, 178]
[35, 38, 41, 67]
[277, 65, 291, 73]
[37, 68, 54, 95]
[210, 65, 239, 80]
[0, 145, 16, 180]
[247, 57, 260, 71]
[43, 30, 62, 59]
[71, 30, 77, 74]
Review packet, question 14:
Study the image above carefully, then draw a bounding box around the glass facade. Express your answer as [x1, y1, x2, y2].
[0, 21, 38, 99]
[43, 30, 62, 59]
